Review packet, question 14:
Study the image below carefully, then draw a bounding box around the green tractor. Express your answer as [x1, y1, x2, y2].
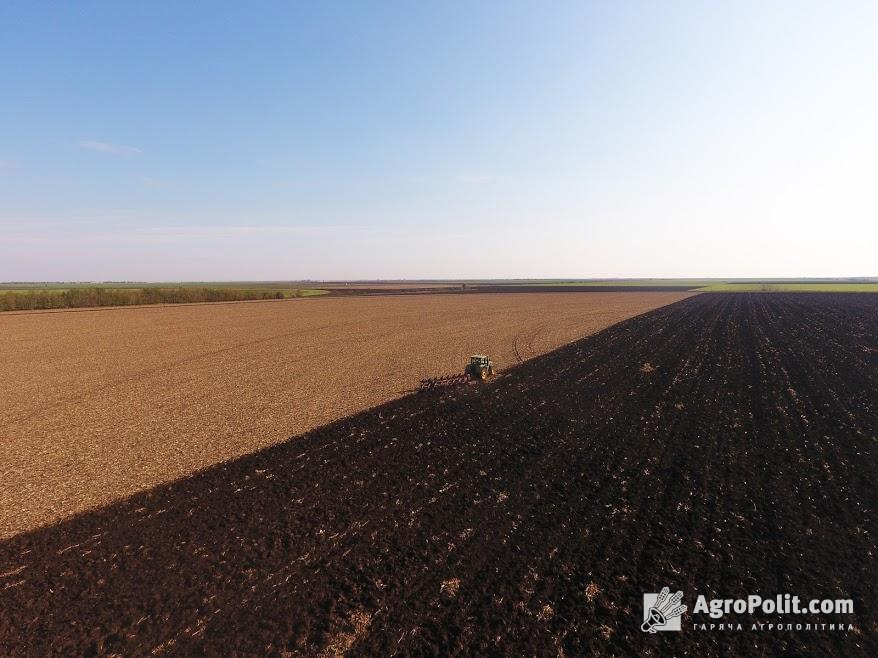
[418, 354, 496, 390]
[465, 354, 495, 381]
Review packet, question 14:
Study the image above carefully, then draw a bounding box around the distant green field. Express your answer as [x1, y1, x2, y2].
[500, 279, 716, 288]
[0, 286, 328, 311]
[0, 285, 329, 296]
[696, 283, 878, 292]
[497, 279, 878, 292]
[0, 281, 329, 292]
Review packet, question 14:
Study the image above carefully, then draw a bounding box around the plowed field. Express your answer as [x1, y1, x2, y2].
[0, 291, 689, 538]
[1, 293, 875, 656]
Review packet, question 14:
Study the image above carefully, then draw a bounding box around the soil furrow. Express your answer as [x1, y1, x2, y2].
[0, 293, 875, 656]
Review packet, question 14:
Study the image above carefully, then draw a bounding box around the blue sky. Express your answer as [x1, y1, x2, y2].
[2, 1, 876, 280]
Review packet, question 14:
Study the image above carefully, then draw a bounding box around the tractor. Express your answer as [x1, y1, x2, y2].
[464, 354, 495, 381]
[418, 354, 496, 390]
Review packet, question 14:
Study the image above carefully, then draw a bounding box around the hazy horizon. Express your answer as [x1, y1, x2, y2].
[3, 2, 877, 280]
[5, 277, 878, 287]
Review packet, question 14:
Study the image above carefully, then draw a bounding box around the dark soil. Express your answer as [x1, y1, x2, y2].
[327, 284, 698, 296]
[1, 293, 876, 657]
[468, 285, 699, 293]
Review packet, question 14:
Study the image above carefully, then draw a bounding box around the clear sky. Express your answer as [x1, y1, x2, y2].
[2, 1, 876, 281]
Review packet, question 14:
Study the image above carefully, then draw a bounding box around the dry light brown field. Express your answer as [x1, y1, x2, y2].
[0, 292, 691, 538]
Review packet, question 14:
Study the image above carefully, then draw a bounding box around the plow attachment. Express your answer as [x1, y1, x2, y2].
[418, 373, 470, 391]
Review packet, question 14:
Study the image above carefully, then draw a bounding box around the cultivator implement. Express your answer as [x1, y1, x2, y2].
[418, 373, 471, 391]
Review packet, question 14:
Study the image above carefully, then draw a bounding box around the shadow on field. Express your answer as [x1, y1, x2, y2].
[1, 294, 876, 657]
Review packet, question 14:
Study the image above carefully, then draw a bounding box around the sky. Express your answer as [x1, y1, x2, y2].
[2, 1, 876, 281]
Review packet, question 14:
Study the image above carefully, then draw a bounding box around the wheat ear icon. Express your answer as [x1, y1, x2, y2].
[642, 587, 687, 633]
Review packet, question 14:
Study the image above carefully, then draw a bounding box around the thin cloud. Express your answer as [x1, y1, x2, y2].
[130, 225, 352, 241]
[78, 140, 140, 155]
[0, 224, 351, 250]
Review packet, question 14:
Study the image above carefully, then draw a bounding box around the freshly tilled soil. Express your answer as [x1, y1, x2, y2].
[0, 293, 876, 656]
[0, 291, 690, 538]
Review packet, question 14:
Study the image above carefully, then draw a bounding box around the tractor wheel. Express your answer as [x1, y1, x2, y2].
[480, 367, 489, 381]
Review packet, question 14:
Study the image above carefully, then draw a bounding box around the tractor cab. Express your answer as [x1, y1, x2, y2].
[470, 354, 491, 368]
[465, 354, 495, 381]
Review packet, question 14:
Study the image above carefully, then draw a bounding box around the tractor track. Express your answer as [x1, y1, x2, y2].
[1, 293, 876, 656]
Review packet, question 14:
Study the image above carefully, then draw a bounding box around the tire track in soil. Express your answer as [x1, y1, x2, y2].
[1, 293, 876, 657]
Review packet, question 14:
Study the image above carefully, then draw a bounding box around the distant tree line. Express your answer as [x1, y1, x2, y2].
[0, 287, 310, 311]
